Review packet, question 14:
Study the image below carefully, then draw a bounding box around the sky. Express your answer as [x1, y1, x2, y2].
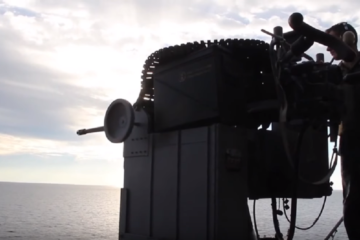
[0, 0, 359, 190]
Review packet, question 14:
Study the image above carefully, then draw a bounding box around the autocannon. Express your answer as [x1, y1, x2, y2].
[77, 12, 358, 240]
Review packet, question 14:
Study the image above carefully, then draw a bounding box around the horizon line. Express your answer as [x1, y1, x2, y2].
[0, 180, 342, 191]
[0, 180, 120, 188]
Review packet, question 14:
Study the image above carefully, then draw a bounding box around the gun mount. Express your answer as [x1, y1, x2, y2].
[77, 12, 358, 240]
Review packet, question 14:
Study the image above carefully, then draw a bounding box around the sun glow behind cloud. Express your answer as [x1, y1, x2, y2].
[1, 0, 360, 189]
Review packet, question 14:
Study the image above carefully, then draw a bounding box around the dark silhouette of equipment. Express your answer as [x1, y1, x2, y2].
[76, 12, 360, 240]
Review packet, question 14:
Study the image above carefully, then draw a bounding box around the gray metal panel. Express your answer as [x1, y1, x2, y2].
[153, 48, 220, 132]
[215, 125, 251, 239]
[123, 110, 152, 236]
[123, 110, 150, 158]
[151, 131, 179, 239]
[121, 122, 254, 240]
[123, 136, 149, 158]
[124, 156, 152, 235]
[181, 125, 209, 143]
[178, 127, 210, 240]
[207, 126, 216, 240]
[119, 188, 128, 236]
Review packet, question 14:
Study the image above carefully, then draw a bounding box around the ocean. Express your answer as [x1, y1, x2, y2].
[0, 182, 347, 240]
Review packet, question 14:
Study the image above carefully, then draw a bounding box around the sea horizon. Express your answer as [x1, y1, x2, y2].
[0, 181, 347, 240]
[0, 180, 344, 191]
[0, 180, 120, 188]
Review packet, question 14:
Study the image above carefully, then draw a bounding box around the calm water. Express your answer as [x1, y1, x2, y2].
[0, 182, 347, 240]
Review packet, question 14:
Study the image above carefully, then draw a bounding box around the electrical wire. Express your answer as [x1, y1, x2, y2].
[259, 31, 340, 240]
[283, 196, 327, 230]
[268, 38, 338, 187]
[282, 141, 338, 230]
[252, 143, 338, 239]
[269, 39, 297, 240]
[268, 37, 324, 240]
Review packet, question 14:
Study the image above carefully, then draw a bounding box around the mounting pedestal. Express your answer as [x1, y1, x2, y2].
[119, 109, 257, 240]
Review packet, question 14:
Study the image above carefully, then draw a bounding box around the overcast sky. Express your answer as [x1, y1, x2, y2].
[0, 0, 358, 189]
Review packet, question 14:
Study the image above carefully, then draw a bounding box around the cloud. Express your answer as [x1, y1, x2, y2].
[0, 41, 110, 140]
[0, 0, 355, 189]
[0, 132, 122, 163]
[0, 4, 38, 17]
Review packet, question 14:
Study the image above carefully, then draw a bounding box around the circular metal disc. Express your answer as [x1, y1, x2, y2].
[104, 99, 135, 143]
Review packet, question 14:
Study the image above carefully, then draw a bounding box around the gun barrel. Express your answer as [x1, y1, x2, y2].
[77, 126, 104, 135]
